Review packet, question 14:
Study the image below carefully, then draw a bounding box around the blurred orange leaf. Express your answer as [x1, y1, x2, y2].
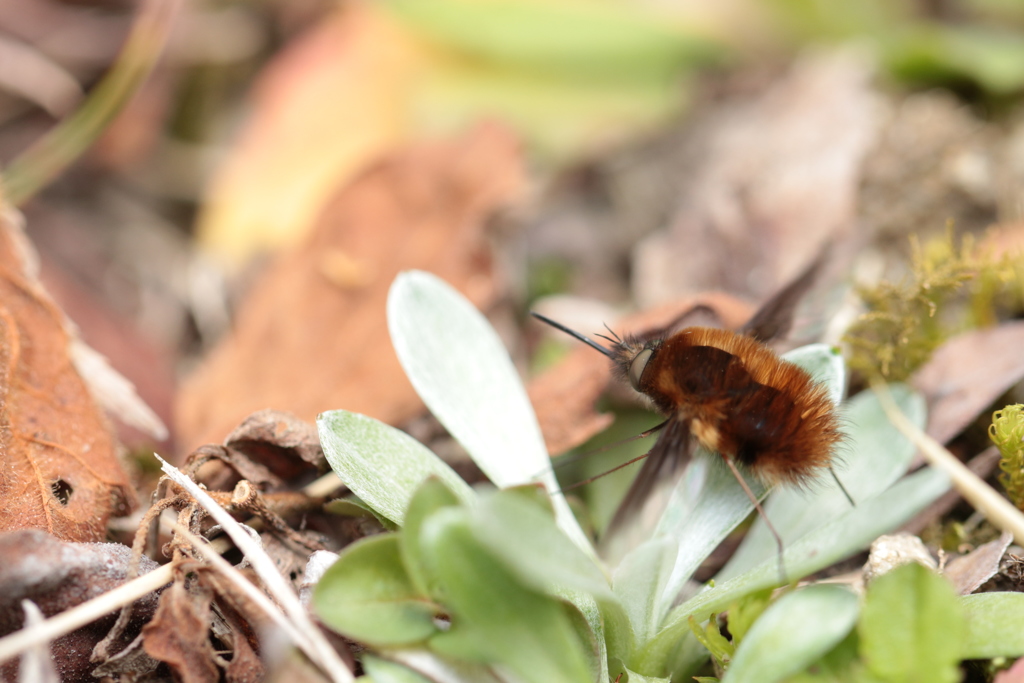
[197, 0, 723, 266]
[197, 2, 417, 265]
[177, 125, 523, 450]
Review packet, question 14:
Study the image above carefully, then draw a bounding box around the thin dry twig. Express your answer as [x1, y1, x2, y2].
[873, 380, 1024, 545]
[0, 565, 170, 665]
[0, 462, 346, 670]
[171, 525, 315, 656]
[156, 455, 353, 682]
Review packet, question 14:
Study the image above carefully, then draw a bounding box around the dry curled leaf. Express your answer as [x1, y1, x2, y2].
[142, 581, 219, 683]
[943, 531, 1013, 595]
[529, 292, 752, 454]
[189, 410, 327, 494]
[177, 125, 523, 450]
[218, 599, 264, 683]
[224, 409, 326, 481]
[0, 207, 136, 541]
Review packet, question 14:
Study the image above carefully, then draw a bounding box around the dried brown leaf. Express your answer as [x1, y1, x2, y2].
[142, 581, 219, 683]
[943, 531, 1013, 596]
[912, 322, 1024, 445]
[177, 126, 523, 450]
[196, 2, 416, 264]
[91, 633, 161, 680]
[219, 599, 263, 683]
[224, 409, 326, 480]
[189, 411, 326, 494]
[529, 293, 752, 454]
[0, 208, 136, 541]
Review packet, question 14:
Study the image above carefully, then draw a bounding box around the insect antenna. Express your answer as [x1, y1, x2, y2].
[602, 323, 622, 343]
[530, 312, 615, 358]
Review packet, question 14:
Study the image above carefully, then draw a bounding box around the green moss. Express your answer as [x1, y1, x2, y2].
[844, 232, 1024, 381]
[990, 404, 1024, 510]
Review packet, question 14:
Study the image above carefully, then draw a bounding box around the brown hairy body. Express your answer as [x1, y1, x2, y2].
[628, 327, 840, 487]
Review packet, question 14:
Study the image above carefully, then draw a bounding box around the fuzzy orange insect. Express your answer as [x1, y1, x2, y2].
[533, 255, 846, 564]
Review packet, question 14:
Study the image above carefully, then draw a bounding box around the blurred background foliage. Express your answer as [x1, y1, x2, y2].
[3, 0, 1024, 455]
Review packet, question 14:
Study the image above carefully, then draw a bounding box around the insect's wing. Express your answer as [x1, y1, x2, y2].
[655, 304, 725, 338]
[603, 417, 691, 548]
[741, 249, 827, 343]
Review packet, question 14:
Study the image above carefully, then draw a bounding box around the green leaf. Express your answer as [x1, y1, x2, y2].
[719, 384, 925, 580]
[724, 588, 774, 643]
[472, 489, 612, 600]
[419, 511, 594, 683]
[386, 0, 720, 81]
[636, 466, 950, 676]
[317, 410, 474, 526]
[387, 271, 593, 554]
[723, 585, 859, 683]
[613, 537, 679, 648]
[401, 477, 464, 600]
[372, 649, 505, 683]
[782, 344, 847, 406]
[779, 630, 870, 683]
[610, 659, 672, 683]
[886, 24, 1024, 94]
[362, 655, 434, 683]
[460, 489, 628, 671]
[313, 534, 440, 646]
[419, 58, 690, 160]
[860, 563, 963, 683]
[689, 613, 735, 666]
[961, 592, 1024, 659]
[623, 670, 671, 683]
[649, 453, 767, 614]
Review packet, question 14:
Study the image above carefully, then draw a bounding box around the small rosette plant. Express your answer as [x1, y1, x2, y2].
[312, 271, 1024, 683]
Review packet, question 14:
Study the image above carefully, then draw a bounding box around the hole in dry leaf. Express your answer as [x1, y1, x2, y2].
[51, 479, 73, 505]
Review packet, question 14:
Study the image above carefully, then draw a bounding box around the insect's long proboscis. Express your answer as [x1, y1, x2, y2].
[530, 311, 615, 358]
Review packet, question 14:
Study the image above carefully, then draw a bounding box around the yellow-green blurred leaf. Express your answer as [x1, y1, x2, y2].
[196, 4, 417, 265]
[387, 0, 721, 80]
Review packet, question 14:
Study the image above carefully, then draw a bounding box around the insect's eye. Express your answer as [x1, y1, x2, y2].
[628, 348, 653, 391]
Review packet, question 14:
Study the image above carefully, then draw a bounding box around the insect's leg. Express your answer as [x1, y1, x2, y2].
[560, 450, 653, 493]
[830, 466, 856, 507]
[547, 420, 668, 474]
[722, 456, 790, 587]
